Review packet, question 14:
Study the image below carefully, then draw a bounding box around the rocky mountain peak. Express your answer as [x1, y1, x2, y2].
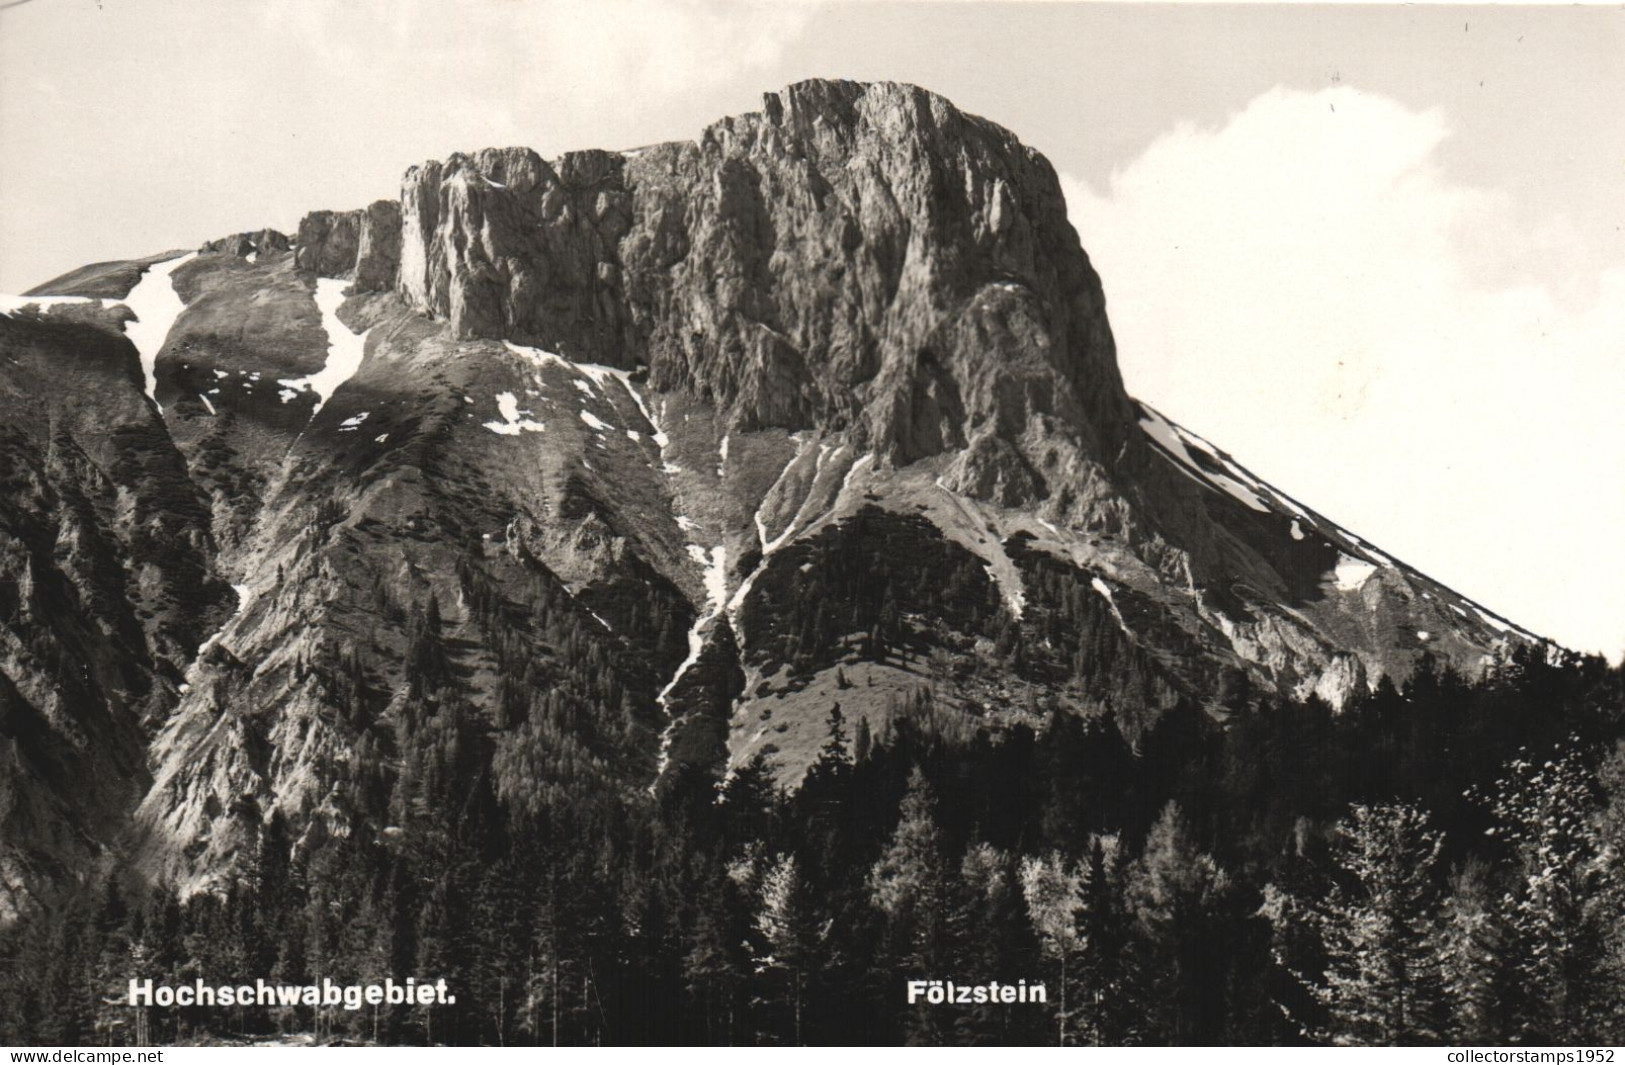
[382, 79, 1134, 484]
[0, 79, 1561, 928]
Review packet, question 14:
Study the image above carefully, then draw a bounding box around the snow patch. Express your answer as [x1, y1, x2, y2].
[1139, 405, 1268, 512]
[121, 252, 197, 412]
[1267, 488, 1310, 519]
[1090, 576, 1134, 637]
[1465, 603, 1539, 644]
[277, 278, 369, 418]
[337, 412, 369, 432]
[1290, 519, 1306, 541]
[502, 340, 571, 372]
[192, 581, 252, 665]
[655, 543, 730, 779]
[995, 565, 1026, 618]
[1334, 554, 1378, 591]
[0, 292, 94, 316]
[615, 377, 668, 447]
[552, 359, 670, 451]
[772, 447, 870, 540]
[839, 452, 875, 498]
[717, 433, 730, 477]
[484, 392, 545, 435]
[694, 544, 729, 610]
[580, 410, 612, 432]
[748, 435, 814, 560]
[198, 394, 216, 415]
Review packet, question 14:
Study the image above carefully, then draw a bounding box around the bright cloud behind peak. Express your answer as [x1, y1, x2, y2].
[1064, 84, 1625, 661]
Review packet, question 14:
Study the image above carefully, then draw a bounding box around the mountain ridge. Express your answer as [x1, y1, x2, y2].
[0, 78, 1550, 919]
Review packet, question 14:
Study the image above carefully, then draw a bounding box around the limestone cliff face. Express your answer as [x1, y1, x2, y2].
[294, 210, 362, 277]
[352, 200, 402, 293]
[389, 82, 1133, 490]
[295, 201, 402, 288]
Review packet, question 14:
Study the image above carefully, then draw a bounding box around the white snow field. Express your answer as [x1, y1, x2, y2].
[122, 253, 198, 412]
[277, 278, 369, 417]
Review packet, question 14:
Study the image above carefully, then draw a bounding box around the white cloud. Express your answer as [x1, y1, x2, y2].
[1063, 85, 1625, 660]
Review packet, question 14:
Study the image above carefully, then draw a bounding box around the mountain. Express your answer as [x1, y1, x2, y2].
[0, 79, 1546, 921]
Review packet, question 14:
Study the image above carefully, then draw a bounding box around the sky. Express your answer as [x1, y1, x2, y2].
[1, 1, 1621, 659]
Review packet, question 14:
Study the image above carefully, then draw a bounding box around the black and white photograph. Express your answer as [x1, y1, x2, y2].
[0, 0, 1622, 1050]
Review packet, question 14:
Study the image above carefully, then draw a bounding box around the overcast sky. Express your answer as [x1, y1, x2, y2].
[2, 1, 1621, 659]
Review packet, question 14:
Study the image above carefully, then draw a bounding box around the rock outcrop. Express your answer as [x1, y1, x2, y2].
[291, 201, 401, 287]
[397, 147, 635, 361]
[352, 199, 402, 293]
[294, 209, 362, 277]
[200, 229, 290, 259]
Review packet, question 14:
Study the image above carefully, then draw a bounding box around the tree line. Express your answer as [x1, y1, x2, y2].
[1, 639, 1621, 1046]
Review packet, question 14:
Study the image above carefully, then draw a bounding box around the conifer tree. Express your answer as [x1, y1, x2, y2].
[1302, 803, 1448, 1045]
[1018, 851, 1081, 1045]
[953, 843, 1042, 1045]
[1126, 803, 1236, 1045]
[1483, 746, 1623, 1043]
[753, 853, 825, 1045]
[681, 902, 746, 1046]
[1434, 858, 1510, 1044]
[868, 768, 954, 1044]
[1074, 839, 1134, 1046]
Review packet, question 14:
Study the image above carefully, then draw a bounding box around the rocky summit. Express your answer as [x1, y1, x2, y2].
[0, 79, 1546, 920]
